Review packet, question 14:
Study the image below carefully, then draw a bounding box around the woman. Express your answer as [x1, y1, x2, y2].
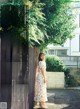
[34, 53, 48, 108]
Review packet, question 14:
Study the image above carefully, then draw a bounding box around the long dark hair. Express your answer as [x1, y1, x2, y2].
[38, 52, 45, 61]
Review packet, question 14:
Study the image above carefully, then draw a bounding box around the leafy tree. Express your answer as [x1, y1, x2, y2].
[23, 0, 76, 48]
[0, 0, 24, 5]
[26, 2, 47, 46]
[0, 0, 76, 48]
[0, 0, 47, 46]
[23, 0, 75, 48]
[40, 0, 75, 49]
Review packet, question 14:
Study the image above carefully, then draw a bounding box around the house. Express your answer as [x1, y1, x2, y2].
[47, 1, 80, 57]
[64, 1, 80, 56]
[47, 46, 68, 56]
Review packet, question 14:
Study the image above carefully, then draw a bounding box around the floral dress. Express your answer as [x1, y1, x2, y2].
[34, 61, 48, 102]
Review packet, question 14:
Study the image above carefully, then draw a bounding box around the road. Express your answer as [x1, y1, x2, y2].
[47, 89, 80, 109]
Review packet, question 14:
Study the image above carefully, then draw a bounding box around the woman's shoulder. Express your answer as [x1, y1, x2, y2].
[39, 61, 45, 64]
[39, 61, 46, 68]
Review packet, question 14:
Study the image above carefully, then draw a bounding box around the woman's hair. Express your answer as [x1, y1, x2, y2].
[38, 52, 45, 61]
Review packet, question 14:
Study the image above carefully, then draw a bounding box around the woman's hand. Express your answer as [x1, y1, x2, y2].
[44, 77, 47, 83]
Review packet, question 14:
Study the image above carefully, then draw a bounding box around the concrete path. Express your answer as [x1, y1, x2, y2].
[47, 89, 80, 109]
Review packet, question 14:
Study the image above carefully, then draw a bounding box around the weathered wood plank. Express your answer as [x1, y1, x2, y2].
[28, 47, 39, 109]
[11, 43, 29, 109]
[1, 33, 12, 84]
[11, 84, 28, 109]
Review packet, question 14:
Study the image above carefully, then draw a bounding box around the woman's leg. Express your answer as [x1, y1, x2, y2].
[39, 101, 47, 107]
[39, 101, 44, 106]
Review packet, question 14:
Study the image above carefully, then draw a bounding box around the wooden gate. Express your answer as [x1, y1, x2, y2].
[11, 37, 29, 109]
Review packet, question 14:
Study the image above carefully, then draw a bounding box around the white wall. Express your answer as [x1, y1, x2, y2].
[47, 72, 65, 89]
[64, 35, 79, 56]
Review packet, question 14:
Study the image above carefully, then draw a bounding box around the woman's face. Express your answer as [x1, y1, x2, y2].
[41, 54, 45, 61]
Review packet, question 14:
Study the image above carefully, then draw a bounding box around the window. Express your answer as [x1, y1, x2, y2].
[48, 50, 54, 55]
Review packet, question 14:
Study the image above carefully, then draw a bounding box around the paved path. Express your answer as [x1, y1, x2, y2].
[1, 86, 80, 109]
[47, 89, 80, 109]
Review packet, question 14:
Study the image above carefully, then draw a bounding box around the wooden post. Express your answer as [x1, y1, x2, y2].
[28, 47, 40, 109]
[28, 47, 35, 109]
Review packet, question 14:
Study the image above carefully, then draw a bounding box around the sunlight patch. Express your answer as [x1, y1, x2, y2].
[47, 103, 69, 108]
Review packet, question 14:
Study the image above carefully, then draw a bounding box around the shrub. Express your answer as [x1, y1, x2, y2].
[65, 75, 78, 87]
[46, 55, 66, 72]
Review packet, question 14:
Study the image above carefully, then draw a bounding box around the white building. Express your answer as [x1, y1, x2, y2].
[47, 46, 68, 56]
[64, 1, 80, 56]
[47, 1, 80, 56]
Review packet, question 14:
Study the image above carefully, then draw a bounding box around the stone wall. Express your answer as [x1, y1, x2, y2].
[47, 72, 65, 89]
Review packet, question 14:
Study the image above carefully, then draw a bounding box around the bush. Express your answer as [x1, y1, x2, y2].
[46, 55, 66, 72]
[46, 55, 78, 87]
[65, 75, 78, 87]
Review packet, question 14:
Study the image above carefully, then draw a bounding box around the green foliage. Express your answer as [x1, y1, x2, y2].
[1, 5, 23, 28]
[1, 5, 24, 31]
[65, 75, 78, 87]
[40, 0, 75, 48]
[46, 55, 66, 72]
[0, 0, 76, 47]
[9, 0, 24, 5]
[0, 1, 47, 46]
[27, 3, 47, 46]
[0, 0, 24, 5]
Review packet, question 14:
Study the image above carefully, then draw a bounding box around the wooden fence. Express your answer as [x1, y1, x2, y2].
[0, 32, 39, 109]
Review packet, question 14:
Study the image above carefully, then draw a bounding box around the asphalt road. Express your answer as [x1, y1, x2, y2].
[47, 89, 80, 109]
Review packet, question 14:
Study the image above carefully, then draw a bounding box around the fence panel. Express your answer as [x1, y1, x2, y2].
[60, 56, 80, 68]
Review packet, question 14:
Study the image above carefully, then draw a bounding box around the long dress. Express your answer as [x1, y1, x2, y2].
[34, 61, 48, 102]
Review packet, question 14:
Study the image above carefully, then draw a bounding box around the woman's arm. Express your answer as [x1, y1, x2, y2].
[41, 67, 47, 83]
[35, 65, 39, 78]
